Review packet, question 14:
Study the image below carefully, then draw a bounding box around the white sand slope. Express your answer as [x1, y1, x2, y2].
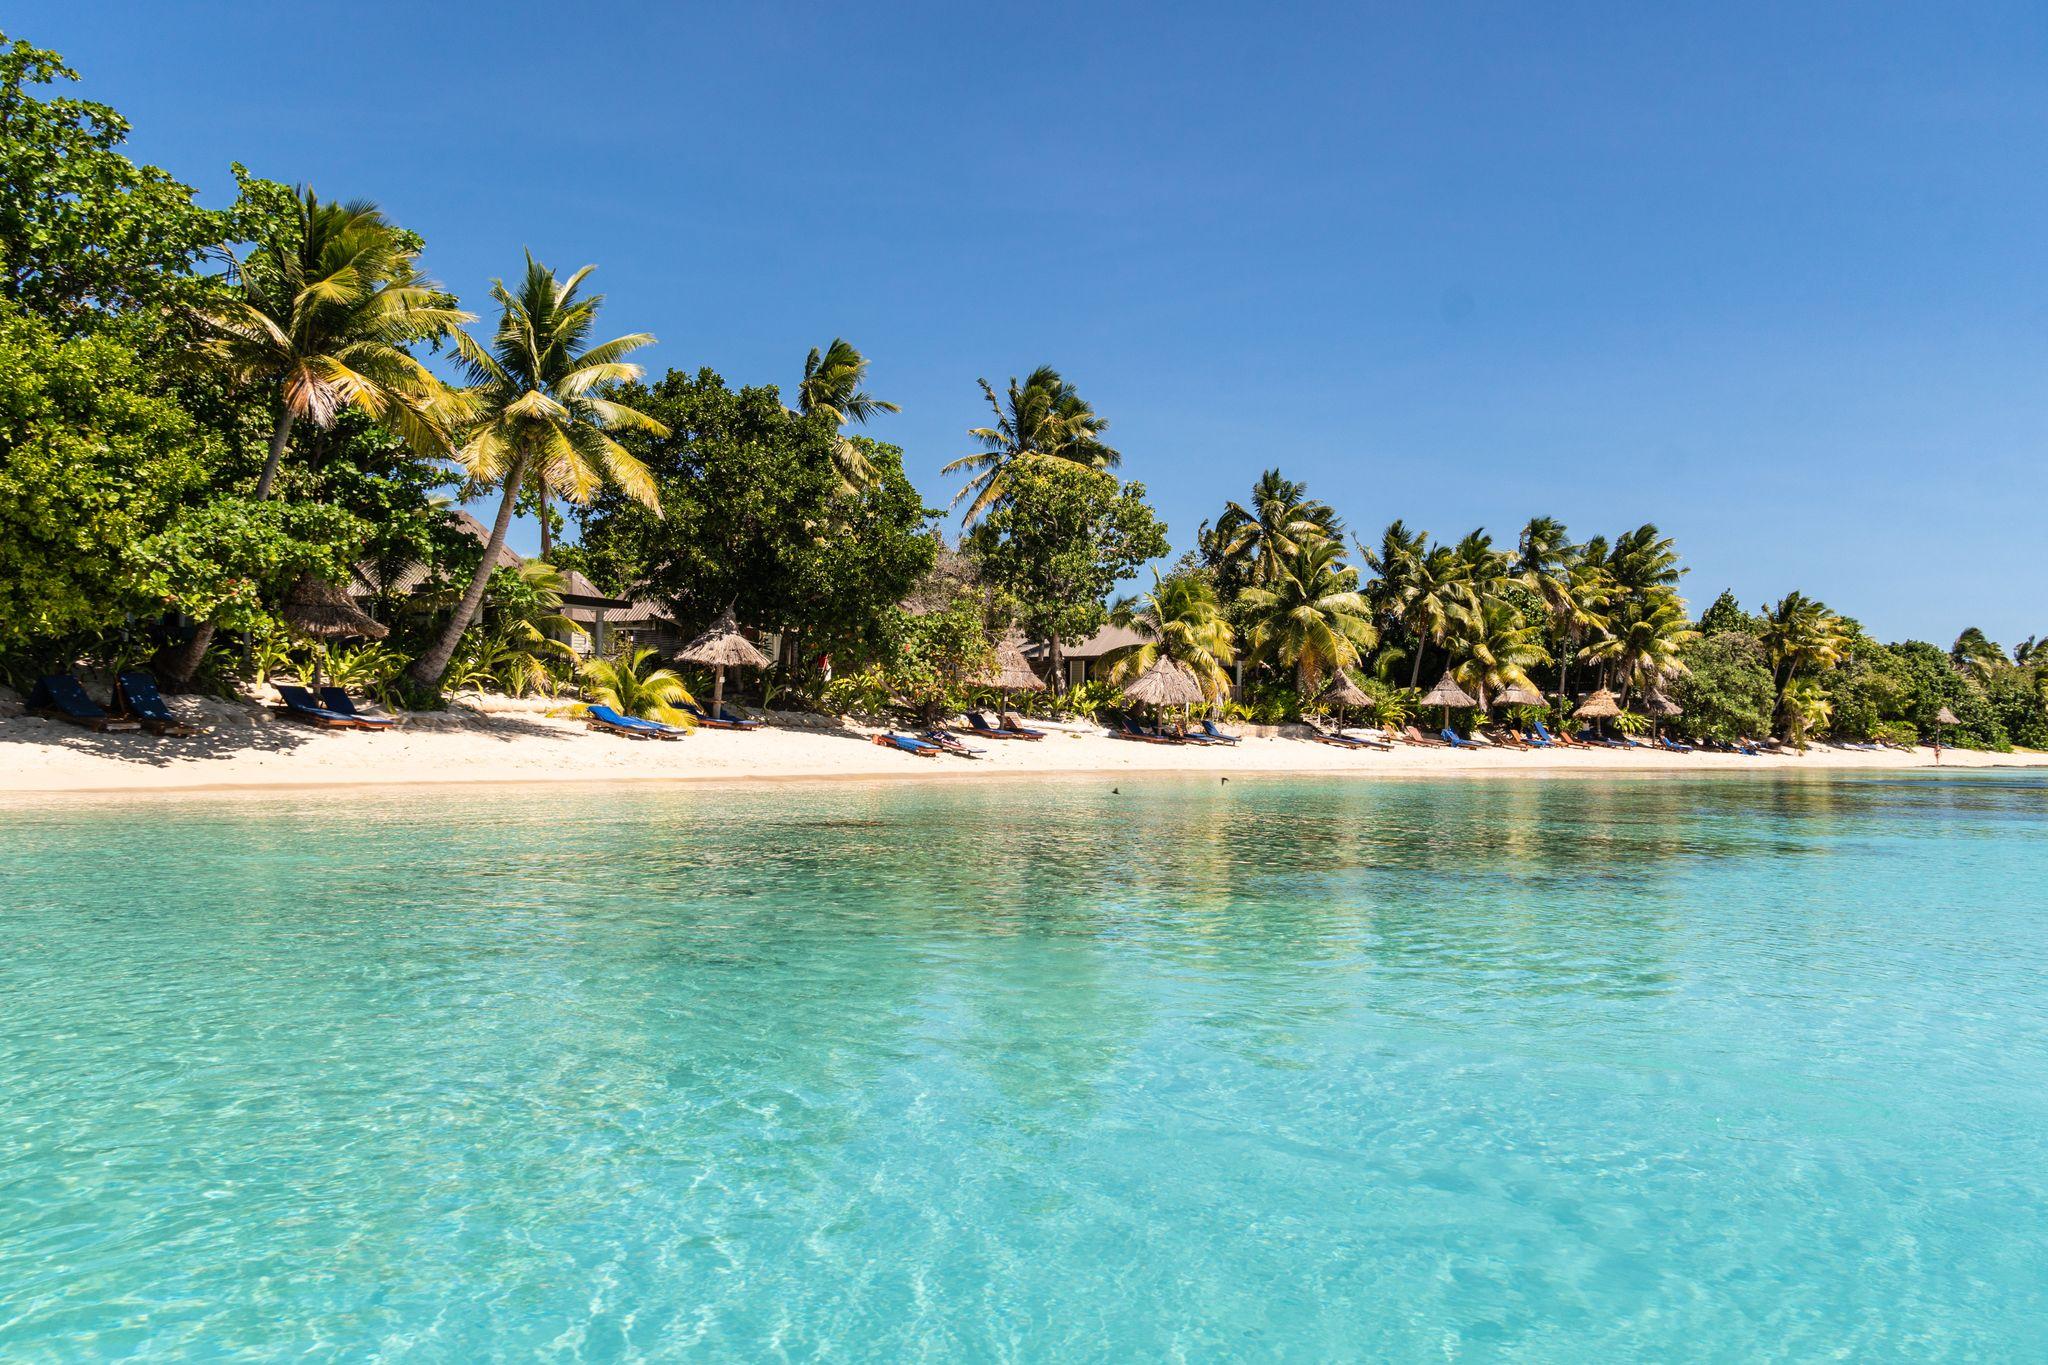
[0, 696, 2036, 797]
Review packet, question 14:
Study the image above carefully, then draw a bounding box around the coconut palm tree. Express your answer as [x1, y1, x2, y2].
[168, 189, 470, 683]
[1394, 540, 1478, 688]
[1517, 519, 1610, 730]
[943, 366, 1117, 524]
[1239, 538, 1378, 696]
[577, 646, 695, 726]
[798, 337, 899, 493]
[1449, 596, 1550, 711]
[1583, 590, 1697, 701]
[1211, 469, 1342, 587]
[405, 256, 667, 689]
[1759, 591, 1849, 707]
[1950, 627, 2007, 684]
[1106, 571, 1236, 704]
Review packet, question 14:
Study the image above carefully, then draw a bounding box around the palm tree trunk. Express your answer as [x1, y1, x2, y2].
[163, 409, 296, 687]
[1409, 639, 1425, 689]
[406, 463, 525, 689]
[537, 487, 551, 558]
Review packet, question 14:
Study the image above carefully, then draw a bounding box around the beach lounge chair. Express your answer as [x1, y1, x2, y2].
[585, 703, 685, 740]
[1110, 714, 1176, 744]
[965, 711, 1023, 740]
[1440, 727, 1480, 750]
[922, 729, 987, 757]
[1339, 727, 1394, 750]
[113, 671, 197, 736]
[1531, 720, 1575, 748]
[872, 732, 941, 757]
[996, 711, 1047, 739]
[1520, 727, 1554, 748]
[28, 675, 141, 733]
[319, 687, 399, 729]
[1197, 719, 1242, 745]
[1658, 734, 1694, 754]
[681, 701, 762, 731]
[1402, 725, 1449, 747]
[1484, 727, 1531, 750]
[1308, 725, 1369, 748]
[275, 684, 379, 731]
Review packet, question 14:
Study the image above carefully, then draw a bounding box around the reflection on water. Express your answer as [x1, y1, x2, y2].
[2, 772, 2046, 1357]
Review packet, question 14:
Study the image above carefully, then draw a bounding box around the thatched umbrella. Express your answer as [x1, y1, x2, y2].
[1419, 670, 1477, 729]
[1933, 704, 1958, 757]
[1494, 681, 1544, 709]
[281, 575, 388, 690]
[1322, 670, 1370, 727]
[676, 607, 771, 722]
[1573, 686, 1622, 738]
[978, 630, 1047, 708]
[1123, 657, 1205, 731]
[1641, 687, 1682, 742]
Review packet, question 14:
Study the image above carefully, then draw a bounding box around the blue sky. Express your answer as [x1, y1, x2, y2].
[17, 2, 2048, 644]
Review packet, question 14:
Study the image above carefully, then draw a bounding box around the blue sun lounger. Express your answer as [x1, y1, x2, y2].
[586, 703, 685, 740]
[681, 701, 762, 730]
[1658, 735, 1694, 754]
[114, 671, 197, 735]
[29, 674, 141, 732]
[1440, 727, 1480, 749]
[873, 732, 941, 756]
[1198, 719, 1241, 745]
[274, 684, 376, 730]
[319, 687, 398, 728]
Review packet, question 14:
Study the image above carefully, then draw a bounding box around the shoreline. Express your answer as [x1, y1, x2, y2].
[2, 703, 2037, 801]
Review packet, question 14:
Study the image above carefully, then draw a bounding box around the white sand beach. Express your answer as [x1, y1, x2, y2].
[1, 693, 2036, 797]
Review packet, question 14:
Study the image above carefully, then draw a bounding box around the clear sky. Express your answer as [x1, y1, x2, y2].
[16, 2, 2047, 645]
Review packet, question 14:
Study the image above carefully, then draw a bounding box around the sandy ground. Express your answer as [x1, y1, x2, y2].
[0, 692, 2037, 798]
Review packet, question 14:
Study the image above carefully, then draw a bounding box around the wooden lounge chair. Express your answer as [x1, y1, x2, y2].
[681, 701, 762, 731]
[28, 675, 141, 733]
[1658, 734, 1694, 754]
[275, 684, 380, 731]
[965, 711, 1024, 740]
[921, 729, 987, 757]
[114, 671, 198, 736]
[1197, 719, 1242, 745]
[996, 711, 1047, 740]
[585, 703, 685, 740]
[1440, 727, 1481, 750]
[319, 687, 399, 729]
[872, 732, 941, 757]
[1402, 725, 1449, 748]
[1109, 713, 1177, 744]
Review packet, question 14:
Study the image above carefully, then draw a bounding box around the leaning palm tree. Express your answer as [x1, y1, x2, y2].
[1106, 571, 1236, 704]
[798, 338, 899, 492]
[405, 256, 668, 689]
[1239, 538, 1378, 697]
[1212, 469, 1343, 587]
[577, 647, 695, 727]
[1759, 591, 1849, 707]
[943, 366, 1117, 524]
[168, 189, 470, 683]
[1950, 627, 2006, 684]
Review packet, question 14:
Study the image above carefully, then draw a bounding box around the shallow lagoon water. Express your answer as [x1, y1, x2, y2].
[3, 772, 2046, 1358]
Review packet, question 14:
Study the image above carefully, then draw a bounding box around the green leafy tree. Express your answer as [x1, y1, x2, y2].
[1239, 537, 1378, 697]
[944, 366, 1118, 525]
[1672, 631, 1775, 744]
[407, 257, 666, 689]
[964, 459, 1166, 680]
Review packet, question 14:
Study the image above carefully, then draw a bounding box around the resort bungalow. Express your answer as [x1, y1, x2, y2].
[1022, 624, 1148, 690]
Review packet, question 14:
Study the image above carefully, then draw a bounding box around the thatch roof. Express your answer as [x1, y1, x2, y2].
[1935, 705, 1959, 726]
[1494, 681, 1545, 708]
[283, 576, 389, 641]
[978, 631, 1047, 692]
[1573, 687, 1622, 719]
[676, 609, 770, 669]
[1419, 671, 1477, 709]
[1642, 688, 1683, 718]
[1322, 671, 1370, 707]
[1121, 657, 1205, 708]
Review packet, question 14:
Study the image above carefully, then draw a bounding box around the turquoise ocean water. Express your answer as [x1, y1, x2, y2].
[2, 772, 2046, 1359]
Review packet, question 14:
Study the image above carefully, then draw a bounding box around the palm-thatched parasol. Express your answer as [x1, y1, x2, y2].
[1494, 681, 1545, 709]
[1640, 687, 1682, 742]
[1322, 670, 1370, 726]
[281, 575, 387, 690]
[1934, 705, 1959, 726]
[1122, 658, 1206, 729]
[1419, 670, 1477, 728]
[978, 630, 1047, 697]
[676, 607, 771, 722]
[1573, 687, 1622, 738]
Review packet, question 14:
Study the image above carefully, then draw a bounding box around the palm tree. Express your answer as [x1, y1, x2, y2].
[577, 646, 695, 726]
[1359, 518, 1427, 647]
[1395, 540, 1477, 688]
[1106, 571, 1236, 704]
[1212, 470, 1342, 587]
[1516, 519, 1609, 729]
[943, 366, 1117, 524]
[1582, 590, 1696, 702]
[1950, 627, 2006, 684]
[798, 338, 899, 493]
[168, 189, 470, 683]
[405, 256, 667, 689]
[1759, 591, 1849, 711]
[1239, 538, 1377, 696]
[1603, 523, 1684, 597]
[1449, 596, 1550, 711]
